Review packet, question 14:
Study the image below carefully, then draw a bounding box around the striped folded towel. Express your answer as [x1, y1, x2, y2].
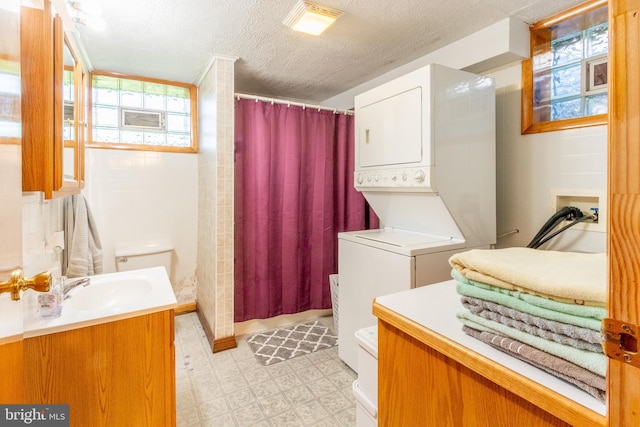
[462, 325, 606, 403]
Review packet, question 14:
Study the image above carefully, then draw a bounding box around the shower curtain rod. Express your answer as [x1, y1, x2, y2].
[235, 93, 354, 115]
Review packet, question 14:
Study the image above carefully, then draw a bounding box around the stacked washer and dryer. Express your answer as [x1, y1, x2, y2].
[337, 64, 496, 426]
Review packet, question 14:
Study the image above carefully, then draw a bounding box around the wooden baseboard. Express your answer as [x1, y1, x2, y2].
[194, 306, 238, 353]
[213, 335, 237, 353]
[195, 309, 216, 352]
[175, 302, 196, 315]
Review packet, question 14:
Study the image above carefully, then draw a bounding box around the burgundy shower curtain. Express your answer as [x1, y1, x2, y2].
[234, 99, 378, 322]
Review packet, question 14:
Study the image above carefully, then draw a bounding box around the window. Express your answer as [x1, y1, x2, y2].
[88, 71, 197, 152]
[522, 0, 608, 134]
[63, 67, 74, 142]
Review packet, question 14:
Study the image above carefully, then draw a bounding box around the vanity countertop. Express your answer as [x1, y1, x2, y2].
[23, 267, 177, 338]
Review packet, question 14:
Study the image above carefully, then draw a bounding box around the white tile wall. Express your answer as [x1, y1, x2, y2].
[84, 148, 198, 303]
[490, 64, 607, 253]
[21, 193, 62, 278]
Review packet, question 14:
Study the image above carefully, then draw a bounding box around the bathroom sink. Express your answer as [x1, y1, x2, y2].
[23, 267, 177, 338]
[64, 275, 153, 312]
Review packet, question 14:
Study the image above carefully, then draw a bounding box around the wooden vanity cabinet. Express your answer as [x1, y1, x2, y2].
[373, 300, 605, 427]
[24, 309, 176, 427]
[21, 0, 85, 199]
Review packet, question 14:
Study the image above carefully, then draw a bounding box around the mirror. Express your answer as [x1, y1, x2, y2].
[62, 37, 77, 181]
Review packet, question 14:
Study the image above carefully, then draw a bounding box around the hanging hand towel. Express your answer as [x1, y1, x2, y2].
[63, 194, 103, 278]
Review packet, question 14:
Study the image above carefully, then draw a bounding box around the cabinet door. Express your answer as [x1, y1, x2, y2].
[55, 32, 86, 198]
[21, 3, 56, 197]
[21, 0, 84, 199]
[24, 311, 176, 426]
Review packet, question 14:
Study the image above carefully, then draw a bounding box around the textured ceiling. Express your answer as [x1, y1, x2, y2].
[70, 0, 586, 103]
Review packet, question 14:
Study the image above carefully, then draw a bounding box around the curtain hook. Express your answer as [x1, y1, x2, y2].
[317, 105, 321, 112]
[271, 98, 274, 105]
[333, 109, 337, 114]
[287, 101, 291, 108]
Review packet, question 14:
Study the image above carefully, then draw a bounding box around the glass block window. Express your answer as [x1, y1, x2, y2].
[522, 0, 608, 134]
[89, 72, 197, 152]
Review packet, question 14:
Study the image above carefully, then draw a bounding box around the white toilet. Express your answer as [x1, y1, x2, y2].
[115, 242, 174, 277]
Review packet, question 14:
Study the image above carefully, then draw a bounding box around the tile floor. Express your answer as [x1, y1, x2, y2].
[175, 312, 358, 426]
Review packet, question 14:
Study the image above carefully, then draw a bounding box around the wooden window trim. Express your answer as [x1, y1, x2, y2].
[88, 70, 198, 153]
[521, 0, 608, 135]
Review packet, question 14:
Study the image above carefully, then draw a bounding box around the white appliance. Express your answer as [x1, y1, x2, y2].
[338, 63, 496, 372]
[352, 326, 379, 426]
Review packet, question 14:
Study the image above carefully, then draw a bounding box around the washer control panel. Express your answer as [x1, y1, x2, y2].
[354, 167, 433, 191]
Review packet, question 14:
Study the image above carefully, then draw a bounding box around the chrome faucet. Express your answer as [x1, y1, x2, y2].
[63, 277, 91, 298]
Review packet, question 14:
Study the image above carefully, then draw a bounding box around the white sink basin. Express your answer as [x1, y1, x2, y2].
[65, 276, 153, 312]
[23, 267, 177, 338]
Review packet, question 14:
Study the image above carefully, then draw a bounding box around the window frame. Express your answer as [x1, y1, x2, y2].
[521, 0, 608, 135]
[88, 70, 198, 153]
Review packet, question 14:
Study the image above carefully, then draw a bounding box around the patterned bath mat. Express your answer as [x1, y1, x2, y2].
[246, 320, 338, 366]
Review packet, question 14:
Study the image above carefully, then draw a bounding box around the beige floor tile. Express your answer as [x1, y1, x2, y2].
[175, 312, 357, 427]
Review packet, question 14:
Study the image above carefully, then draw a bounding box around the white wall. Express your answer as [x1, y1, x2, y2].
[22, 193, 62, 277]
[83, 148, 198, 303]
[489, 65, 606, 253]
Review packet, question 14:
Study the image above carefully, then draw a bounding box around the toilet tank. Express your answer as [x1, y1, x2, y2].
[115, 243, 174, 276]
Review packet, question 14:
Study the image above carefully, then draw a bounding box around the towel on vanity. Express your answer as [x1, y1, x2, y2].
[462, 325, 606, 403]
[455, 277, 603, 331]
[63, 195, 103, 278]
[452, 269, 606, 322]
[449, 247, 606, 306]
[461, 296, 602, 352]
[457, 309, 607, 376]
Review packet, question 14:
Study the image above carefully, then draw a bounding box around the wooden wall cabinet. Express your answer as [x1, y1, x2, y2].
[21, 1, 85, 199]
[24, 310, 176, 427]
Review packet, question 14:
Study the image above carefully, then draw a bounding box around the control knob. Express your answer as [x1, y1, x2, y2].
[414, 170, 426, 184]
[356, 174, 363, 185]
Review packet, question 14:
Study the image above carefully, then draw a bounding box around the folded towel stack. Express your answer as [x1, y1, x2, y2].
[449, 247, 607, 403]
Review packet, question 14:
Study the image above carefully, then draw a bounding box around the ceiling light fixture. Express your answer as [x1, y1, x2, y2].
[70, 0, 102, 16]
[65, 0, 105, 31]
[283, 1, 344, 36]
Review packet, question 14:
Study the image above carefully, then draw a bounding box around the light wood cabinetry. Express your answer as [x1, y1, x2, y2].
[24, 310, 176, 427]
[373, 297, 605, 427]
[0, 340, 24, 404]
[21, 0, 85, 199]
